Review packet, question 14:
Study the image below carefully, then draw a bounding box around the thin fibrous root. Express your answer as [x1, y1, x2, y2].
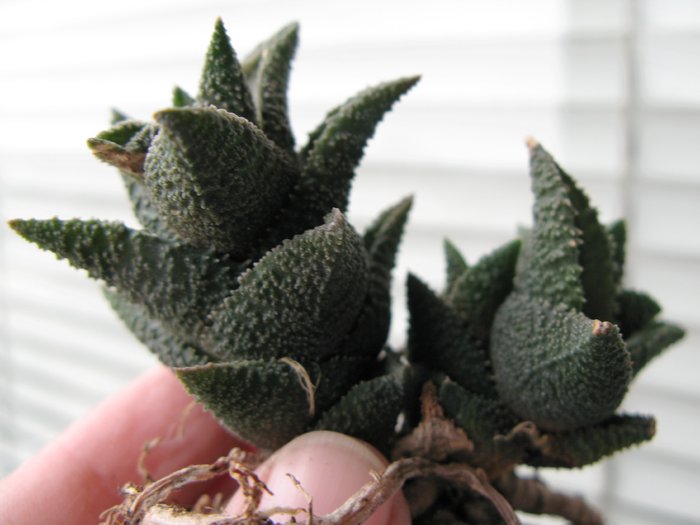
[100, 448, 259, 525]
[132, 456, 521, 525]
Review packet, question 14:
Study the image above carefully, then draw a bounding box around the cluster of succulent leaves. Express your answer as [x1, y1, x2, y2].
[10, 18, 685, 522]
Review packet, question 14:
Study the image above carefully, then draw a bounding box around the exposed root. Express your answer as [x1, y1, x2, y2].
[278, 357, 317, 417]
[496, 472, 604, 525]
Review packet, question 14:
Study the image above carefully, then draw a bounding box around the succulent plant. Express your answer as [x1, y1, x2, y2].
[9, 18, 684, 525]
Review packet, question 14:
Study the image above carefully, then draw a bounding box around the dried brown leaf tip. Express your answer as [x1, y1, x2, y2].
[11, 19, 684, 525]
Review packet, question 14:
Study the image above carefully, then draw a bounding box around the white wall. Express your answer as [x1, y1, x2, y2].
[1, 1, 698, 523]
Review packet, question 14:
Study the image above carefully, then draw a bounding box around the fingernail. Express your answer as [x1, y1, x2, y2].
[226, 430, 409, 524]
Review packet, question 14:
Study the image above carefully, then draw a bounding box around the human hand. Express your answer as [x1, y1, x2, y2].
[0, 366, 409, 525]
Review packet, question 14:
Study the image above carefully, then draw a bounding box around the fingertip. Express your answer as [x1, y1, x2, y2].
[226, 431, 410, 524]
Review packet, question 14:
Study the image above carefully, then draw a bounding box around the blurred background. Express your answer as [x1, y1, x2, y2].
[0, 0, 698, 523]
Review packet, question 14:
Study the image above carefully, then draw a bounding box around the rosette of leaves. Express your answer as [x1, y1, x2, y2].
[9, 19, 418, 452]
[407, 138, 684, 491]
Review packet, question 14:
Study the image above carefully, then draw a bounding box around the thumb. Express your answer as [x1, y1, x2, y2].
[226, 430, 411, 524]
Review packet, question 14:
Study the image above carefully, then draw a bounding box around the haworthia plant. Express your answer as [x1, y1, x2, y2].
[10, 19, 684, 525]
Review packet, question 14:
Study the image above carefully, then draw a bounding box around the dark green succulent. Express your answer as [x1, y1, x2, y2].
[10, 19, 416, 452]
[407, 138, 684, 474]
[10, 19, 684, 525]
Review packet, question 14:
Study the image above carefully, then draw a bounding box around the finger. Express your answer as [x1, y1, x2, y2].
[227, 430, 411, 525]
[0, 365, 244, 525]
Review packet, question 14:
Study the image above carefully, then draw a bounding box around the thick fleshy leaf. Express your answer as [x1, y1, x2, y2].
[104, 289, 213, 367]
[197, 18, 255, 121]
[110, 108, 129, 124]
[95, 119, 146, 146]
[627, 321, 685, 377]
[9, 219, 243, 342]
[339, 197, 412, 358]
[515, 140, 583, 311]
[172, 85, 194, 107]
[177, 360, 313, 450]
[528, 414, 656, 468]
[313, 356, 379, 414]
[144, 106, 297, 254]
[209, 210, 367, 362]
[491, 293, 631, 431]
[276, 76, 419, 237]
[447, 239, 520, 342]
[87, 138, 145, 176]
[407, 274, 495, 397]
[241, 22, 298, 152]
[438, 379, 516, 454]
[315, 375, 404, 453]
[558, 168, 616, 320]
[615, 289, 661, 338]
[607, 219, 627, 289]
[443, 239, 468, 295]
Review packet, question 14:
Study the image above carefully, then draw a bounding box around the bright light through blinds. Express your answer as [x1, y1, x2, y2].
[1, 1, 698, 524]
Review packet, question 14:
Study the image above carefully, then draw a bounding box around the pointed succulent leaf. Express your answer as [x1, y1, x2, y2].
[110, 108, 129, 124]
[528, 414, 656, 468]
[558, 168, 617, 320]
[241, 22, 299, 152]
[615, 289, 661, 338]
[104, 289, 213, 367]
[515, 140, 583, 311]
[177, 360, 313, 450]
[627, 321, 685, 377]
[438, 380, 517, 454]
[144, 107, 297, 254]
[8, 219, 244, 342]
[338, 197, 412, 358]
[209, 210, 367, 362]
[407, 274, 495, 397]
[95, 119, 147, 146]
[607, 219, 627, 289]
[490, 293, 631, 431]
[447, 239, 520, 342]
[278, 76, 420, 237]
[172, 85, 194, 108]
[313, 356, 380, 414]
[315, 375, 404, 454]
[443, 238, 468, 295]
[87, 138, 145, 177]
[197, 18, 255, 122]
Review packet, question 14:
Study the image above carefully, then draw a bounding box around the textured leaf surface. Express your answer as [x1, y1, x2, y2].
[447, 239, 520, 342]
[9, 219, 243, 342]
[315, 375, 404, 453]
[105, 289, 213, 367]
[607, 219, 627, 289]
[627, 321, 685, 377]
[515, 142, 583, 311]
[242, 22, 298, 152]
[528, 414, 656, 468]
[197, 18, 255, 121]
[177, 360, 312, 450]
[490, 293, 631, 430]
[144, 107, 296, 253]
[443, 239, 468, 295]
[558, 168, 616, 320]
[615, 289, 661, 338]
[339, 197, 412, 358]
[408, 274, 495, 397]
[275, 77, 419, 238]
[209, 210, 367, 362]
[95, 119, 146, 146]
[438, 380, 516, 453]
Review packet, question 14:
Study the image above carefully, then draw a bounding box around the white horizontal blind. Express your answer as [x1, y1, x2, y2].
[0, 1, 698, 523]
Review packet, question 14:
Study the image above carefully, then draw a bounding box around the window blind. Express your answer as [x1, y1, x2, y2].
[1, 1, 698, 523]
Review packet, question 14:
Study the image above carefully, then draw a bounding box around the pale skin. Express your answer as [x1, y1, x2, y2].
[0, 366, 410, 525]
